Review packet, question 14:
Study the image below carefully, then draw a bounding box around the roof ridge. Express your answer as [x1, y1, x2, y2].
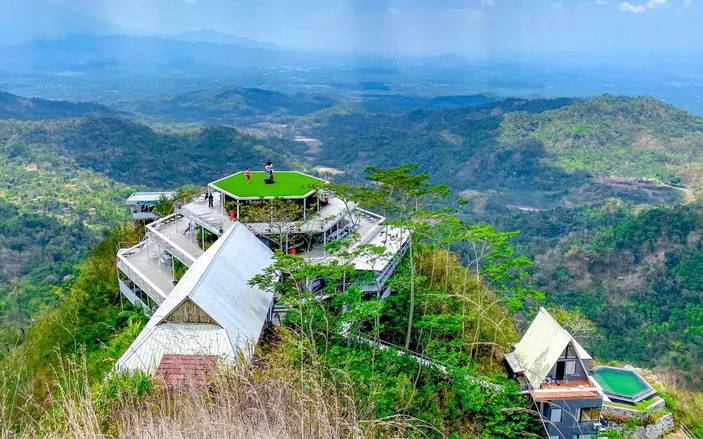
[538, 307, 576, 344]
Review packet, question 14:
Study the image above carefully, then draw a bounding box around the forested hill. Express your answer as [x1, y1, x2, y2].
[300, 94, 703, 210]
[0, 91, 116, 120]
[2, 117, 309, 188]
[0, 114, 307, 346]
[124, 86, 339, 125]
[533, 203, 703, 390]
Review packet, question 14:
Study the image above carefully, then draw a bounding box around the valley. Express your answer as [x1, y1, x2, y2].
[0, 87, 702, 437]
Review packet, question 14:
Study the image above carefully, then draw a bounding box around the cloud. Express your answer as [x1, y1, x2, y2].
[181, 0, 197, 3]
[618, 1, 647, 11]
[596, 0, 609, 4]
[387, 6, 399, 14]
[481, 0, 495, 6]
[684, 0, 692, 7]
[618, 0, 667, 12]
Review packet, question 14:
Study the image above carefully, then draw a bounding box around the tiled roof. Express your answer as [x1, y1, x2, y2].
[156, 354, 218, 388]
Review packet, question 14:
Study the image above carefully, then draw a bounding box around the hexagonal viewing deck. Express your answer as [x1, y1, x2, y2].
[210, 171, 326, 200]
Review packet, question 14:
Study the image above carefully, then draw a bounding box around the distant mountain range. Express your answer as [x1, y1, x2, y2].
[124, 86, 496, 125]
[0, 34, 299, 74]
[127, 86, 340, 125]
[0, 0, 132, 46]
[170, 30, 279, 51]
[0, 91, 116, 120]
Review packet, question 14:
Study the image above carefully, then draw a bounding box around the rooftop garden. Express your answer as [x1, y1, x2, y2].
[211, 171, 325, 199]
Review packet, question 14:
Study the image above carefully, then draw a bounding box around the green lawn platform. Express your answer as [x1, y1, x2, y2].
[210, 171, 327, 199]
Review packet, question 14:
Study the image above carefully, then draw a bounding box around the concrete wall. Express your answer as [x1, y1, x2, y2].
[607, 413, 674, 439]
[544, 397, 603, 438]
[602, 404, 650, 421]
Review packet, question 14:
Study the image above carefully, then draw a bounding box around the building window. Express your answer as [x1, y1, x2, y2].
[565, 360, 576, 376]
[579, 407, 601, 422]
[550, 407, 562, 423]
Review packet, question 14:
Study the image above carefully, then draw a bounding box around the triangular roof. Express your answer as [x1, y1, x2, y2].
[513, 308, 592, 388]
[115, 223, 274, 373]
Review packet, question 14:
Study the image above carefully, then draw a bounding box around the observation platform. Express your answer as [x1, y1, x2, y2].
[210, 171, 326, 200]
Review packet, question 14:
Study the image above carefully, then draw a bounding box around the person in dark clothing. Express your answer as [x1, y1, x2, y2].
[208, 191, 214, 208]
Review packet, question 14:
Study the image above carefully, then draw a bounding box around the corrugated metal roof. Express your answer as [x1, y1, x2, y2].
[504, 351, 525, 374]
[115, 323, 234, 373]
[513, 308, 592, 388]
[115, 223, 274, 373]
[126, 192, 176, 204]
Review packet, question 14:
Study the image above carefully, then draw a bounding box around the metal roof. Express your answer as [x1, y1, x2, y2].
[115, 323, 234, 373]
[504, 351, 525, 374]
[513, 308, 592, 388]
[115, 223, 274, 373]
[126, 192, 176, 204]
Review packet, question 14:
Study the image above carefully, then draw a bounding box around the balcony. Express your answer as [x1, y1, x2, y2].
[116, 240, 176, 305]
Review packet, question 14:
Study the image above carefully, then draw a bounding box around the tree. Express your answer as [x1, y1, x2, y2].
[360, 165, 449, 350]
[238, 198, 307, 252]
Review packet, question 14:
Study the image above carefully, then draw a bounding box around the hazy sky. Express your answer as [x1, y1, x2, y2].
[49, 0, 701, 56]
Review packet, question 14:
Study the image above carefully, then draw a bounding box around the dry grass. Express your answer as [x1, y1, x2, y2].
[1, 354, 431, 439]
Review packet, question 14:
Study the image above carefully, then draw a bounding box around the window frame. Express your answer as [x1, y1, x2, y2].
[550, 407, 563, 423]
[579, 407, 601, 422]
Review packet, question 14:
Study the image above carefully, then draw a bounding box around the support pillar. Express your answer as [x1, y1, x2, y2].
[237, 200, 240, 220]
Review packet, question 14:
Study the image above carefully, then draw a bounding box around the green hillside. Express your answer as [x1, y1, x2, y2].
[300, 95, 700, 210]
[533, 203, 703, 390]
[498, 95, 703, 185]
[0, 91, 115, 120]
[126, 86, 339, 125]
[2, 117, 309, 188]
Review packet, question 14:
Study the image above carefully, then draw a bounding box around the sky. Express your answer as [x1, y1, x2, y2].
[33, 0, 703, 56]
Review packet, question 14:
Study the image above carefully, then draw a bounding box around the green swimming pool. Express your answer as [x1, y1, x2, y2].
[591, 366, 656, 403]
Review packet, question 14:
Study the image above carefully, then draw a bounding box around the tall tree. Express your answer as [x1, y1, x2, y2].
[361, 165, 449, 350]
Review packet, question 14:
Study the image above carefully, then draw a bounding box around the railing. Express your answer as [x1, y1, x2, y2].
[681, 422, 697, 439]
[116, 250, 169, 305]
[173, 192, 205, 213]
[146, 214, 198, 267]
[177, 195, 228, 236]
[116, 241, 140, 255]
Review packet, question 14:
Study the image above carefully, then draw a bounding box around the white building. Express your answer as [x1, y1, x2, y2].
[115, 223, 274, 373]
[117, 171, 409, 313]
[126, 192, 176, 223]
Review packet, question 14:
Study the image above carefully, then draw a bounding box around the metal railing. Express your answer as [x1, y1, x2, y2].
[116, 241, 140, 254]
[116, 252, 169, 305]
[146, 214, 198, 267]
[177, 195, 228, 236]
[681, 423, 697, 439]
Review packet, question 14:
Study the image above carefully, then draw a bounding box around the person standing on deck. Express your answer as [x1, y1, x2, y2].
[208, 190, 214, 208]
[245, 168, 251, 183]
